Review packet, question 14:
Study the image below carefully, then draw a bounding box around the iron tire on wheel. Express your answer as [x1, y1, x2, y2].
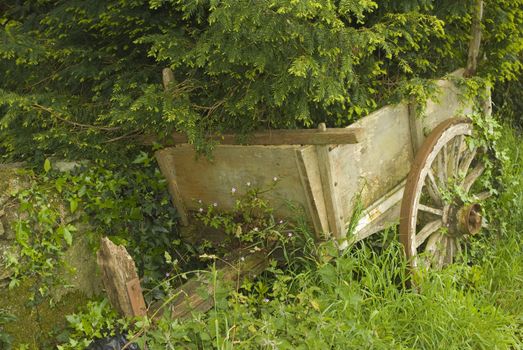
[400, 118, 488, 270]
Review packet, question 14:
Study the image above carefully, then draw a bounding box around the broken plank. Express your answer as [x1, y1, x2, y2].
[149, 251, 268, 320]
[97, 237, 147, 317]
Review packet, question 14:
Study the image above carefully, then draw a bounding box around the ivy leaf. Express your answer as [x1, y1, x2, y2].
[44, 158, 51, 173]
[63, 227, 73, 246]
[133, 152, 150, 165]
[58, 225, 73, 246]
[55, 177, 65, 193]
[8, 278, 19, 290]
[70, 198, 78, 213]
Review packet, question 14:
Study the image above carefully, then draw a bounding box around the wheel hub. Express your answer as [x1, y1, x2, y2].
[455, 203, 482, 236]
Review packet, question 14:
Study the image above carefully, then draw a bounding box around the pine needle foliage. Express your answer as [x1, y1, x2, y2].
[1, 1, 522, 159]
[0, 1, 522, 161]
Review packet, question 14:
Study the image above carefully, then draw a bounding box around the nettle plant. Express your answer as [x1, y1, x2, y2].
[195, 179, 296, 251]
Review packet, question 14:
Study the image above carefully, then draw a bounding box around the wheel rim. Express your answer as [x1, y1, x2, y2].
[400, 118, 488, 270]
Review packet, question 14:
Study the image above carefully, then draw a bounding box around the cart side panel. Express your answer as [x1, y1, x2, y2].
[160, 144, 312, 221]
[422, 79, 473, 132]
[331, 103, 413, 236]
[331, 77, 473, 241]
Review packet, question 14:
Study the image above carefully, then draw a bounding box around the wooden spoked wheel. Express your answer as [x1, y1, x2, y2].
[400, 118, 489, 270]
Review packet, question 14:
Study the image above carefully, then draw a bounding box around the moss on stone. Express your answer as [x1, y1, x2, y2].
[0, 278, 89, 348]
[0, 165, 103, 348]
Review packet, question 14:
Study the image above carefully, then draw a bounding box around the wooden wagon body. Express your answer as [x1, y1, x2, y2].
[155, 71, 474, 247]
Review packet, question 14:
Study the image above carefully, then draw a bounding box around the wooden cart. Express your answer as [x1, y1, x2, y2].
[155, 69, 490, 267]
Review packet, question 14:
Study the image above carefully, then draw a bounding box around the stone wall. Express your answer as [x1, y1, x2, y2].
[0, 163, 102, 346]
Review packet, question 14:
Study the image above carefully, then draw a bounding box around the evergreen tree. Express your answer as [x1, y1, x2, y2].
[1, 1, 522, 160]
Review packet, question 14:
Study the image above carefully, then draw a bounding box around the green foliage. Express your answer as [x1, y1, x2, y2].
[4, 1, 522, 158]
[4, 164, 78, 300]
[492, 69, 523, 129]
[54, 154, 188, 285]
[0, 309, 16, 350]
[57, 299, 130, 350]
[3, 153, 191, 305]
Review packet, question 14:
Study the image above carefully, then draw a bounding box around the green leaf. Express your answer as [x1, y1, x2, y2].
[55, 177, 65, 193]
[44, 158, 51, 173]
[8, 278, 19, 289]
[63, 226, 73, 246]
[70, 198, 78, 213]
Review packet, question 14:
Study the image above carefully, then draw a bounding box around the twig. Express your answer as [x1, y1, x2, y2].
[32, 103, 122, 132]
[102, 130, 143, 143]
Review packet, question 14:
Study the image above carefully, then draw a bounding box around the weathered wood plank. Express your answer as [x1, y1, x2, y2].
[145, 128, 364, 146]
[97, 237, 147, 317]
[160, 145, 310, 221]
[155, 149, 189, 226]
[126, 278, 147, 317]
[316, 123, 344, 239]
[350, 181, 405, 244]
[408, 102, 424, 155]
[294, 147, 328, 237]
[331, 103, 413, 242]
[149, 251, 268, 320]
[422, 70, 472, 131]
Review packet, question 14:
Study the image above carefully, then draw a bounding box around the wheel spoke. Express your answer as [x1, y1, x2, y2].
[444, 238, 455, 265]
[418, 203, 443, 216]
[425, 169, 442, 205]
[442, 143, 449, 178]
[454, 136, 464, 174]
[436, 236, 448, 268]
[435, 151, 447, 188]
[425, 233, 447, 269]
[425, 232, 441, 253]
[455, 239, 462, 257]
[450, 136, 464, 178]
[463, 163, 485, 192]
[458, 146, 477, 176]
[415, 219, 443, 248]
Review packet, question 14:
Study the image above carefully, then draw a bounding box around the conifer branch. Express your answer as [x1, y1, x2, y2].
[32, 103, 122, 132]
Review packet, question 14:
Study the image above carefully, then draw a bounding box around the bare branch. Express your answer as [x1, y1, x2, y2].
[32, 103, 122, 132]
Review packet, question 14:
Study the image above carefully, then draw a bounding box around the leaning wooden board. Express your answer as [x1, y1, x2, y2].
[156, 69, 473, 245]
